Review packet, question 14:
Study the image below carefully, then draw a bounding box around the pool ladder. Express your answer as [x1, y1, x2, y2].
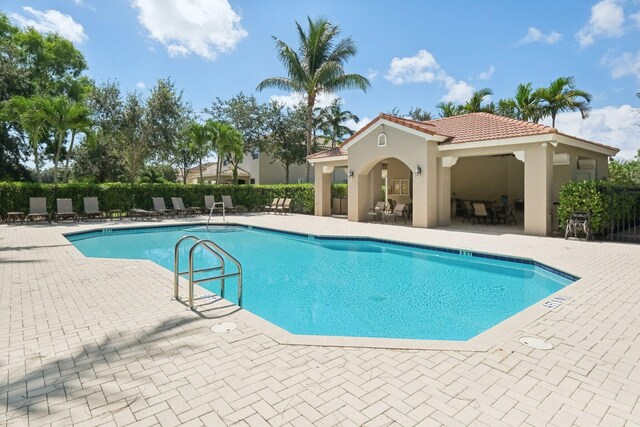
[173, 236, 243, 310]
[206, 201, 226, 231]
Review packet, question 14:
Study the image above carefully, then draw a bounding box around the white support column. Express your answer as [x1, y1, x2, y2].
[524, 143, 553, 236]
[437, 158, 453, 226]
[314, 165, 332, 216]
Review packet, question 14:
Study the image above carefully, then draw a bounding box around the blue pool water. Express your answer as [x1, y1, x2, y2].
[67, 225, 575, 341]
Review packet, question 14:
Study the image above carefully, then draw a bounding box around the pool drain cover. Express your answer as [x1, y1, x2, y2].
[211, 322, 237, 333]
[519, 336, 554, 350]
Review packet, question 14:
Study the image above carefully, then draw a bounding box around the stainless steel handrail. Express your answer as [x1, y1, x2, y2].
[173, 236, 243, 310]
[206, 201, 226, 231]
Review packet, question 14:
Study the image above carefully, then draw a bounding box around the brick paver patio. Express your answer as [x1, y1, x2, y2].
[1, 215, 639, 426]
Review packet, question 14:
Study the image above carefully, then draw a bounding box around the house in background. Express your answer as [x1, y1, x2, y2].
[178, 162, 251, 184]
[308, 112, 619, 236]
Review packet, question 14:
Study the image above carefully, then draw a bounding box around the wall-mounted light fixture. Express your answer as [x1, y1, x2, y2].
[414, 165, 422, 177]
[348, 170, 354, 178]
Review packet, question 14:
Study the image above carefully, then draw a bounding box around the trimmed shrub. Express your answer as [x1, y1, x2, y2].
[0, 182, 349, 217]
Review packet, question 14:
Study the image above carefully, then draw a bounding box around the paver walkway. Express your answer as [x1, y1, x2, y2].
[1, 215, 639, 426]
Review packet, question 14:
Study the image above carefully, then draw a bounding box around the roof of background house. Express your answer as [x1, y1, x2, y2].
[307, 112, 618, 160]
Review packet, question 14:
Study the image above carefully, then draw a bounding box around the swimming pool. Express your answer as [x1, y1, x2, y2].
[67, 224, 575, 341]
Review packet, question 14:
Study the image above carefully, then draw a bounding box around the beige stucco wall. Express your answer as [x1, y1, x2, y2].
[451, 156, 524, 205]
[550, 146, 609, 202]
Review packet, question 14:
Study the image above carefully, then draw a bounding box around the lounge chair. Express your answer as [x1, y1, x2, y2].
[275, 198, 292, 215]
[152, 197, 174, 217]
[54, 198, 78, 223]
[367, 201, 386, 223]
[462, 200, 474, 223]
[83, 197, 105, 221]
[263, 198, 281, 214]
[128, 208, 162, 221]
[495, 204, 517, 226]
[171, 197, 195, 217]
[472, 202, 489, 224]
[204, 195, 225, 215]
[26, 197, 51, 224]
[383, 203, 407, 224]
[221, 195, 245, 214]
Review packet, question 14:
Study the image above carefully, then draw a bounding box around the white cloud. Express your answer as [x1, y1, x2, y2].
[9, 6, 87, 44]
[477, 65, 495, 80]
[441, 76, 475, 103]
[631, 12, 640, 28]
[384, 49, 475, 103]
[542, 105, 639, 159]
[367, 69, 379, 80]
[345, 116, 371, 133]
[130, 0, 247, 60]
[135, 81, 146, 89]
[518, 27, 562, 45]
[605, 50, 640, 81]
[269, 92, 338, 109]
[385, 50, 440, 84]
[576, 0, 625, 47]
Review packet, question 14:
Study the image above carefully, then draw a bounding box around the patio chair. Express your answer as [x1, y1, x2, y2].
[26, 197, 51, 224]
[367, 201, 386, 223]
[221, 195, 246, 214]
[471, 202, 489, 225]
[495, 204, 517, 226]
[204, 195, 225, 215]
[462, 200, 474, 223]
[171, 197, 195, 217]
[128, 208, 162, 221]
[275, 198, 292, 214]
[83, 197, 105, 221]
[152, 197, 174, 217]
[54, 199, 78, 223]
[565, 211, 592, 240]
[263, 198, 281, 214]
[383, 203, 407, 224]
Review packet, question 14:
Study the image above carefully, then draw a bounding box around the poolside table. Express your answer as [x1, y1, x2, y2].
[108, 209, 123, 221]
[6, 211, 25, 225]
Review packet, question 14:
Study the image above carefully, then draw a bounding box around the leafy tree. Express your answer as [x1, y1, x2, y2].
[207, 121, 244, 184]
[407, 107, 433, 121]
[204, 92, 268, 155]
[118, 93, 148, 183]
[265, 101, 306, 183]
[386, 107, 401, 116]
[1, 95, 49, 182]
[186, 121, 214, 184]
[497, 83, 543, 122]
[257, 17, 370, 182]
[145, 78, 190, 161]
[535, 76, 592, 128]
[435, 101, 465, 118]
[316, 98, 359, 148]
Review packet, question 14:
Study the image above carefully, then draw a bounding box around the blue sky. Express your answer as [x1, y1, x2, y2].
[2, 0, 640, 157]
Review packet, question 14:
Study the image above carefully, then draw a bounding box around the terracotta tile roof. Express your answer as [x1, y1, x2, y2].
[424, 112, 556, 144]
[307, 146, 347, 160]
[307, 112, 618, 161]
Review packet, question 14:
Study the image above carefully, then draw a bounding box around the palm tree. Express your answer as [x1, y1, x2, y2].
[435, 101, 465, 118]
[317, 98, 359, 148]
[208, 121, 244, 184]
[497, 83, 543, 123]
[257, 17, 370, 181]
[187, 121, 214, 184]
[463, 88, 495, 113]
[62, 102, 92, 183]
[536, 76, 592, 128]
[1, 96, 49, 183]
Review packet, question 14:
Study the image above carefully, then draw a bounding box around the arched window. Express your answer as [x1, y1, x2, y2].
[377, 133, 387, 147]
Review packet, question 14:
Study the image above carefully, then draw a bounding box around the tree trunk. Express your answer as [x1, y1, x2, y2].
[233, 164, 238, 185]
[216, 155, 222, 184]
[551, 111, 556, 128]
[53, 132, 64, 183]
[305, 94, 315, 183]
[33, 144, 42, 184]
[199, 158, 204, 183]
[285, 162, 290, 184]
[62, 130, 77, 183]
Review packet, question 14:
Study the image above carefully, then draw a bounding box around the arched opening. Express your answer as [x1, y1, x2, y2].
[356, 156, 414, 226]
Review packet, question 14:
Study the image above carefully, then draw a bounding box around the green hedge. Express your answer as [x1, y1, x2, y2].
[0, 182, 349, 216]
[558, 180, 640, 234]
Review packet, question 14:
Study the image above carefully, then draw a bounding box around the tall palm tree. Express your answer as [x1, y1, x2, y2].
[463, 88, 495, 113]
[257, 17, 370, 181]
[536, 76, 592, 128]
[187, 121, 213, 184]
[208, 121, 244, 184]
[62, 102, 92, 183]
[497, 83, 543, 123]
[316, 98, 359, 148]
[435, 101, 464, 118]
[1, 96, 49, 183]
